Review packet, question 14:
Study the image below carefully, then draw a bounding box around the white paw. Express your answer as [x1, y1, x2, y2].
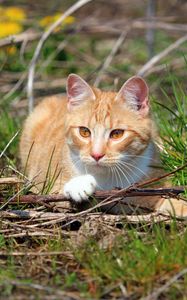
[63, 174, 97, 202]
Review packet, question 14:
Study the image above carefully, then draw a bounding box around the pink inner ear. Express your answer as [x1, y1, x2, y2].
[67, 75, 78, 99]
[66, 74, 95, 109]
[116, 76, 149, 116]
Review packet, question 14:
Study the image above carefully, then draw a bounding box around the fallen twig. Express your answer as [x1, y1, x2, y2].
[136, 162, 187, 188]
[142, 268, 187, 300]
[0, 280, 80, 299]
[0, 210, 169, 224]
[0, 251, 73, 258]
[0, 177, 23, 185]
[0, 186, 185, 204]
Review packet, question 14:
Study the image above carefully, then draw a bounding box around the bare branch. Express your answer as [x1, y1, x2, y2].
[94, 30, 128, 87]
[136, 162, 187, 188]
[0, 30, 41, 48]
[137, 34, 187, 77]
[1, 20, 187, 49]
[27, 0, 93, 113]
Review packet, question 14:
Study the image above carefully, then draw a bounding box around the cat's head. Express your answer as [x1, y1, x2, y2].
[65, 74, 154, 170]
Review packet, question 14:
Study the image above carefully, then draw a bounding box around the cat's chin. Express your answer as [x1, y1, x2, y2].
[84, 161, 115, 170]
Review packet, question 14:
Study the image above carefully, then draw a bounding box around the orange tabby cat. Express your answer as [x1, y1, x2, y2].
[20, 74, 187, 216]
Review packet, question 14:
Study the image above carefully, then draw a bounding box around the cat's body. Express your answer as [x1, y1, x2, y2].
[20, 74, 187, 216]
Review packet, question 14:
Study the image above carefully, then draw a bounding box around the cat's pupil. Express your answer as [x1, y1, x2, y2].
[110, 129, 124, 139]
[79, 127, 91, 138]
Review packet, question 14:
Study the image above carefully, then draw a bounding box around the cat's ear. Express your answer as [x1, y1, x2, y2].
[115, 76, 149, 116]
[66, 74, 95, 110]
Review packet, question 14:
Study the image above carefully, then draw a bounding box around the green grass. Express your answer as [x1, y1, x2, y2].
[0, 222, 187, 299]
[153, 74, 187, 187]
[73, 224, 187, 298]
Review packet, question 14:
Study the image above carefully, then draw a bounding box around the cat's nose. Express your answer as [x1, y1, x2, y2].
[91, 153, 105, 162]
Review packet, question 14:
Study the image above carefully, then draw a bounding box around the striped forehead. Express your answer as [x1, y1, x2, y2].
[89, 93, 113, 128]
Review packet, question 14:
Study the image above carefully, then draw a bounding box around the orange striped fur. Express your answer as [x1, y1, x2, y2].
[20, 74, 187, 216]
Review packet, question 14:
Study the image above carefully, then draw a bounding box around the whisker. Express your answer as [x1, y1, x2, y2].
[118, 161, 142, 180]
[110, 165, 114, 188]
[116, 162, 134, 183]
[121, 154, 157, 162]
[113, 165, 119, 188]
[119, 160, 148, 178]
[72, 157, 82, 167]
[125, 161, 148, 178]
[84, 163, 88, 175]
[116, 163, 131, 187]
[114, 165, 124, 188]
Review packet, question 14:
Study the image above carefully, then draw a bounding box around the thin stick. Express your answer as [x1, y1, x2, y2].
[0, 177, 23, 185]
[2, 72, 26, 101]
[0, 30, 41, 48]
[137, 34, 187, 77]
[0, 251, 73, 258]
[146, 0, 156, 58]
[0, 280, 80, 299]
[94, 30, 128, 87]
[142, 268, 187, 300]
[0, 131, 19, 159]
[136, 162, 187, 188]
[27, 0, 93, 113]
[0, 181, 31, 210]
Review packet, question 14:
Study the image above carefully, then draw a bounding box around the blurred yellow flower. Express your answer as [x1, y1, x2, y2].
[4, 7, 26, 22]
[0, 21, 23, 38]
[0, 6, 26, 38]
[63, 16, 75, 25]
[39, 13, 75, 30]
[5, 45, 17, 55]
[0, 7, 4, 16]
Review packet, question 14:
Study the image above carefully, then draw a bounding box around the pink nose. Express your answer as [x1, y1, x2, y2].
[91, 153, 105, 162]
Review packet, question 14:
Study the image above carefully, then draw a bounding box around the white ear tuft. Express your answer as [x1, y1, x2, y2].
[66, 74, 95, 110]
[115, 76, 149, 116]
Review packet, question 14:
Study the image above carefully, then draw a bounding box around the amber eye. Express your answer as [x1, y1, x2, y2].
[79, 127, 91, 138]
[110, 129, 124, 139]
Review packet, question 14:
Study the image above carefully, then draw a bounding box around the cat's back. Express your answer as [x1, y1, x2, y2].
[20, 95, 67, 166]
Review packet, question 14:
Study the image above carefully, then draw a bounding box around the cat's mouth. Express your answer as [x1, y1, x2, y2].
[86, 160, 105, 167]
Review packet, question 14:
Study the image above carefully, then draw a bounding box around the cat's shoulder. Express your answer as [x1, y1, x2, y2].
[28, 94, 67, 119]
[23, 95, 67, 132]
[34, 94, 67, 113]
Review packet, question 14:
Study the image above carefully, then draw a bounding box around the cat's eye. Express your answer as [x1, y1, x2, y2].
[79, 127, 91, 138]
[110, 129, 124, 139]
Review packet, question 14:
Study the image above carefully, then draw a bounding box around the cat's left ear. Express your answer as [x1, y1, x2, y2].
[115, 76, 149, 116]
[66, 74, 95, 110]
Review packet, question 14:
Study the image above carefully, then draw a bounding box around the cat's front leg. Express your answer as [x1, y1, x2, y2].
[63, 174, 97, 202]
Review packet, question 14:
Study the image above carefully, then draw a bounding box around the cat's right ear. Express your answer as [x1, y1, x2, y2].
[66, 74, 95, 110]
